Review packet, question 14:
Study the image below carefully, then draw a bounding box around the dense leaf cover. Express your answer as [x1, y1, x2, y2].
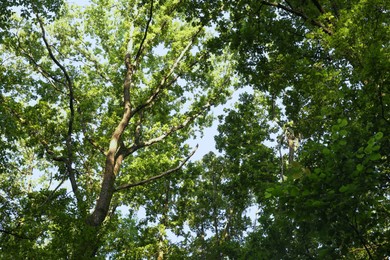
[0, 0, 388, 258]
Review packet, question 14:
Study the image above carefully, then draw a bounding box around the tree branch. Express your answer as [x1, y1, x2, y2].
[310, 0, 325, 14]
[134, 110, 144, 145]
[77, 108, 107, 156]
[132, 0, 183, 67]
[88, 138, 107, 156]
[349, 217, 374, 260]
[134, 0, 154, 63]
[126, 101, 211, 156]
[76, 38, 114, 84]
[130, 26, 203, 118]
[261, 1, 332, 35]
[115, 144, 198, 191]
[13, 34, 67, 93]
[35, 14, 79, 199]
[36, 16, 74, 94]
[40, 140, 66, 162]
[88, 21, 137, 227]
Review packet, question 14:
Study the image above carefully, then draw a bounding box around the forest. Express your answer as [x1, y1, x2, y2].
[0, 0, 389, 259]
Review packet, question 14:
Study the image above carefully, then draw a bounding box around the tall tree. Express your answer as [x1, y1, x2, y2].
[0, 0, 234, 257]
[183, 0, 389, 258]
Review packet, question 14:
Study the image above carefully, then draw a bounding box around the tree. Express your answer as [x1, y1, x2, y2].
[0, 0, 234, 257]
[1, 0, 388, 258]
[194, 0, 389, 258]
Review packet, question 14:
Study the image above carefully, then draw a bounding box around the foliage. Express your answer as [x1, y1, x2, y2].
[204, 0, 389, 258]
[1, 0, 233, 257]
[0, 0, 388, 258]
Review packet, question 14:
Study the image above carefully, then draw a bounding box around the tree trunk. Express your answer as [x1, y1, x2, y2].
[76, 149, 125, 257]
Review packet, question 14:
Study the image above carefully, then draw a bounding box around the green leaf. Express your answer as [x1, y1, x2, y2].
[356, 164, 364, 172]
[339, 129, 348, 136]
[356, 153, 365, 159]
[339, 185, 349, 193]
[374, 132, 383, 140]
[322, 148, 331, 155]
[339, 140, 347, 146]
[339, 184, 357, 193]
[369, 153, 381, 161]
[338, 118, 348, 127]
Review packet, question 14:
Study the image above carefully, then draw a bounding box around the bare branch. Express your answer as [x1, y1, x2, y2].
[115, 145, 198, 191]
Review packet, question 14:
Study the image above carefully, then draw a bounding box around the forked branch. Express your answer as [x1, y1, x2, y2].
[130, 26, 203, 118]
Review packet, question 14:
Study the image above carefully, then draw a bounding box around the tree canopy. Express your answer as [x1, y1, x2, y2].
[0, 0, 388, 258]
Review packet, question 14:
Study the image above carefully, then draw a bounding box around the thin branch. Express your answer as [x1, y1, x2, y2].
[22, 52, 66, 89]
[87, 137, 107, 156]
[378, 87, 390, 124]
[261, 1, 332, 35]
[130, 27, 203, 118]
[77, 108, 107, 156]
[38, 176, 67, 208]
[134, 0, 154, 63]
[310, 0, 325, 14]
[134, 110, 144, 145]
[284, 0, 294, 10]
[35, 13, 79, 198]
[133, 0, 183, 68]
[13, 34, 67, 92]
[349, 217, 374, 260]
[126, 101, 211, 156]
[77, 38, 113, 84]
[40, 140, 66, 162]
[277, 131, 285, 182]
[115, 144, 198, 191]
[1, 98, 67, 162]
[36, 17, 73, 90]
